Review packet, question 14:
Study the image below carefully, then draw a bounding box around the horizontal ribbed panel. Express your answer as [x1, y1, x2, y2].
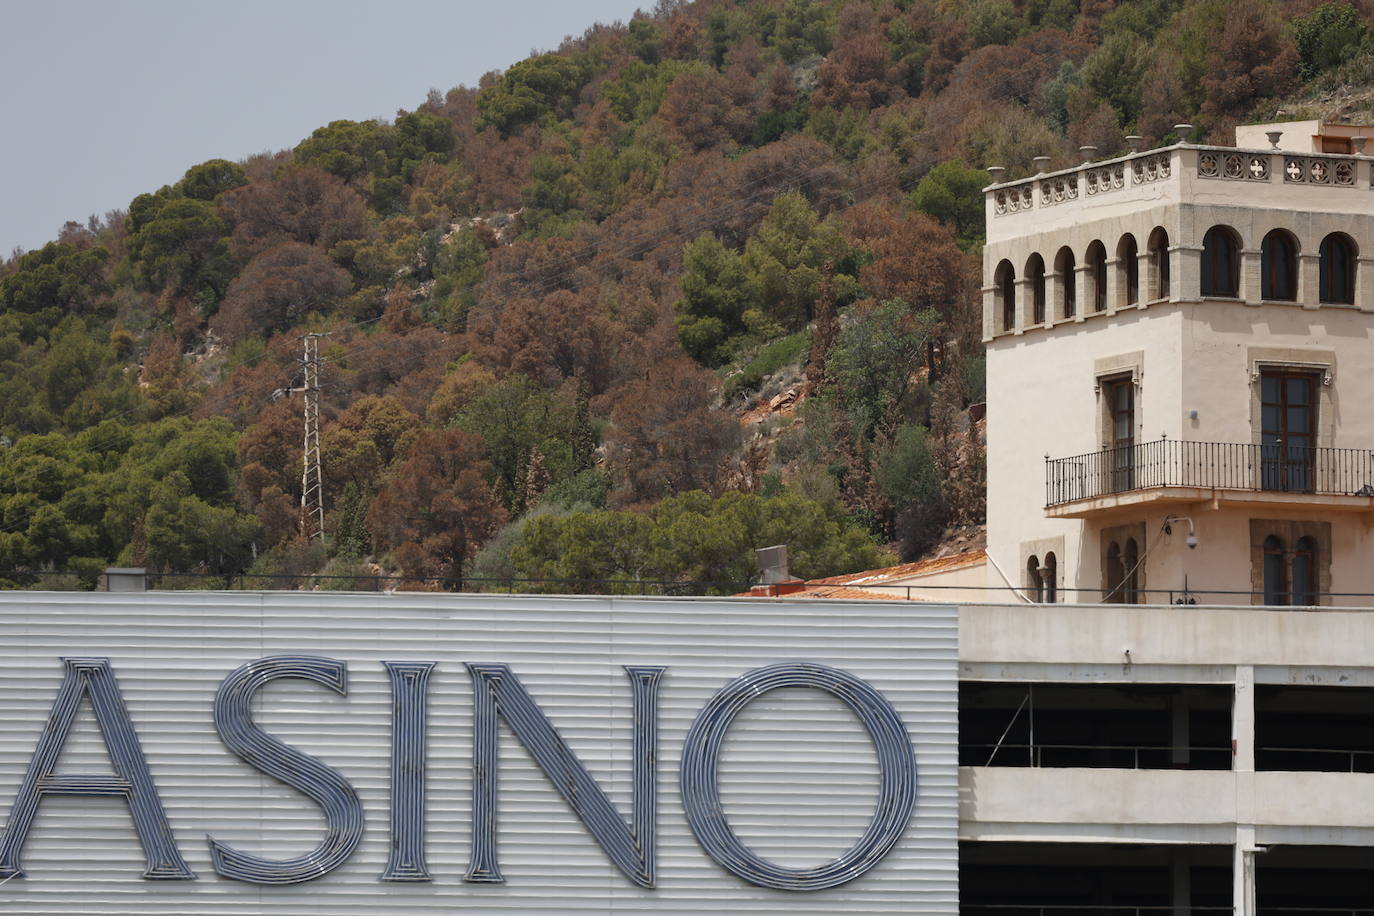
[0, 593, 957, 913]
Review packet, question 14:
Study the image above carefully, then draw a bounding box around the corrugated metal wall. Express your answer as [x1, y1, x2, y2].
[0, 593, 957, 914]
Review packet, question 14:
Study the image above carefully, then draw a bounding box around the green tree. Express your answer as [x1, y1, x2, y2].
[1099, 0, 1183, 40]
[392, 110, 456, 181]
[771, 0, 833, 63]
[294, 119, 395, 186]
[142, 472, 259, 575]
[507, 491, 891, 594]
[603, 60, 695, 125]
[875, 423, 946, 558]
[676, 232, 751, 365]
[456, 376, 578, 514]
[476, 53, 590, 136]
[910, 160, 988, 250]
[512, 509, 654, 589]
[741, 191, 853, 331]
[0, 242, 110, 340]
[1293, 1, 1368, 80]
[966, 0, 1020, 48]
[1078, 33, 1150, 127]
[176, 159, 248, 201]
[626, 18, 663, 63]
[520, 155, 585, 237]
[331, 481, 371, 559]
[126, 195, 238, 306]
[826, 299, 940, 442]
[431, 226, 488, 331]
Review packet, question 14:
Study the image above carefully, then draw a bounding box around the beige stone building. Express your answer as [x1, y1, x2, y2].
[982, 121, 1374, 606]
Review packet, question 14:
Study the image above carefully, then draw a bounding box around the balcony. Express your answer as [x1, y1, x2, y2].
[1044, 438, 1374, 518]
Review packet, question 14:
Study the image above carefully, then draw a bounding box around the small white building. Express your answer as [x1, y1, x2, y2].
[982, 121, 1374, 606]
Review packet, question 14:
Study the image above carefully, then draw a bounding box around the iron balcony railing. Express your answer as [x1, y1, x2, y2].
[1046, 438, 1374, 508]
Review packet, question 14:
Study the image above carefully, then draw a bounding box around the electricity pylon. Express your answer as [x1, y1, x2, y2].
[298, 333, 327, 540]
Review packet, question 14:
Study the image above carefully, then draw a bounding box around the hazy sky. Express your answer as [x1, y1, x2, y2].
[0, 0, 646, 255]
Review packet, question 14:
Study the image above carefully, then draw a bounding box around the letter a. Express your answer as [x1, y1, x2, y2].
[0, 657, 195, 880]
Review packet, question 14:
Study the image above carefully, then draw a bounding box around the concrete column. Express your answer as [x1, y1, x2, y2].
[1105, 256, 1122, 313]
[1047, 270, 1065, 322]
[1170, 695, 1191, 766]
[1240, 248, 1262, 305]
[1175, 245, 1200, 301]
[1233, 665, 1255, 772]
[1074, 265, 1093, 319]
[1015, 277, 1035, 333]
[1172, 848, 1191, 916]
[1134, 250, 1151, 308]
[1233, 665, 1257, 913]
[1234, 825, 1258, 916]
[981, 283, 996, 341]
[1299, 252, 1321, 309]
[1357, 256, 1374, 312]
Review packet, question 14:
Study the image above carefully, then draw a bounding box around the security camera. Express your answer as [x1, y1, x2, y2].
[1165, 515, 1198, 549]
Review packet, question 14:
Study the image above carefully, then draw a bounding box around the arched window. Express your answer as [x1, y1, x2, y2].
[1044, 552, 1058, 603]
[1148, 227, 1170, 300]
[1123, 538, 1140, 604]
[1261, 230, 1298, 301]
[995, 259, 1016, 332]
[1263, 535, 1286, 605]
[1117, 234, 1139, 306]
[1026, 554, 1043, 602]
[1320, 233, 1356, 304]
[1054, 247, 1076, 318]
[1104, 541, 1124, 603]
[1293, 536, 1318, 605]
[1086, 241, 1107, 312]
[1026, 253, 1046, 325]
[1201, 226, 1240, 297]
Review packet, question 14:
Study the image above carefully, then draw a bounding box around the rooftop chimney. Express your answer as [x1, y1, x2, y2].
[756, 545, 790, 585]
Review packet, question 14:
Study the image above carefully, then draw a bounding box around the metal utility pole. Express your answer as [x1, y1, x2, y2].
[298, 333, 327, 540]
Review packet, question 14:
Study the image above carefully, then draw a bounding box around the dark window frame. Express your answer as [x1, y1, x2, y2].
[1148, 228, 1171, 300]
[996, 260, 1016, 332]
[1261, 230, 1298, 301]
[1027, 254, 1046, 324]
[1055, 248, 1076, 318]
[1319, 233, 1356, 305]
[1201, 226, 1239, 297]
[1087, 241, 1107, 312]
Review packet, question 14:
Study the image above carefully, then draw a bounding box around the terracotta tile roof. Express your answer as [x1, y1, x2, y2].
[793, 585, 935, 601]
[808, 549, 987, 586]
[734, 548, 986, 601]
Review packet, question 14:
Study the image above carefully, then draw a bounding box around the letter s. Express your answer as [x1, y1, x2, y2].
[207, 655, 363, 884]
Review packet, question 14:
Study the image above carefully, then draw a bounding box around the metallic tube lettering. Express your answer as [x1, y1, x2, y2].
[207, 655, 363, 884]
[464, 663, 665, 888]
[679, 662, 917, 891]
[380, 661, 435, 882]
[0, 657, 194, 881]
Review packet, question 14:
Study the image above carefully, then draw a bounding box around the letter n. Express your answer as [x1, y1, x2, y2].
[0, 657, 195, 880]
[465, 663, 663, 888]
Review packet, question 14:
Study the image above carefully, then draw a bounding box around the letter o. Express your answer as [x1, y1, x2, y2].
[679, 662, 916, 891]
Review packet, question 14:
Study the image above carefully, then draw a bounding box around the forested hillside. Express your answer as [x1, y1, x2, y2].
[1, 0, 1369, 591]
